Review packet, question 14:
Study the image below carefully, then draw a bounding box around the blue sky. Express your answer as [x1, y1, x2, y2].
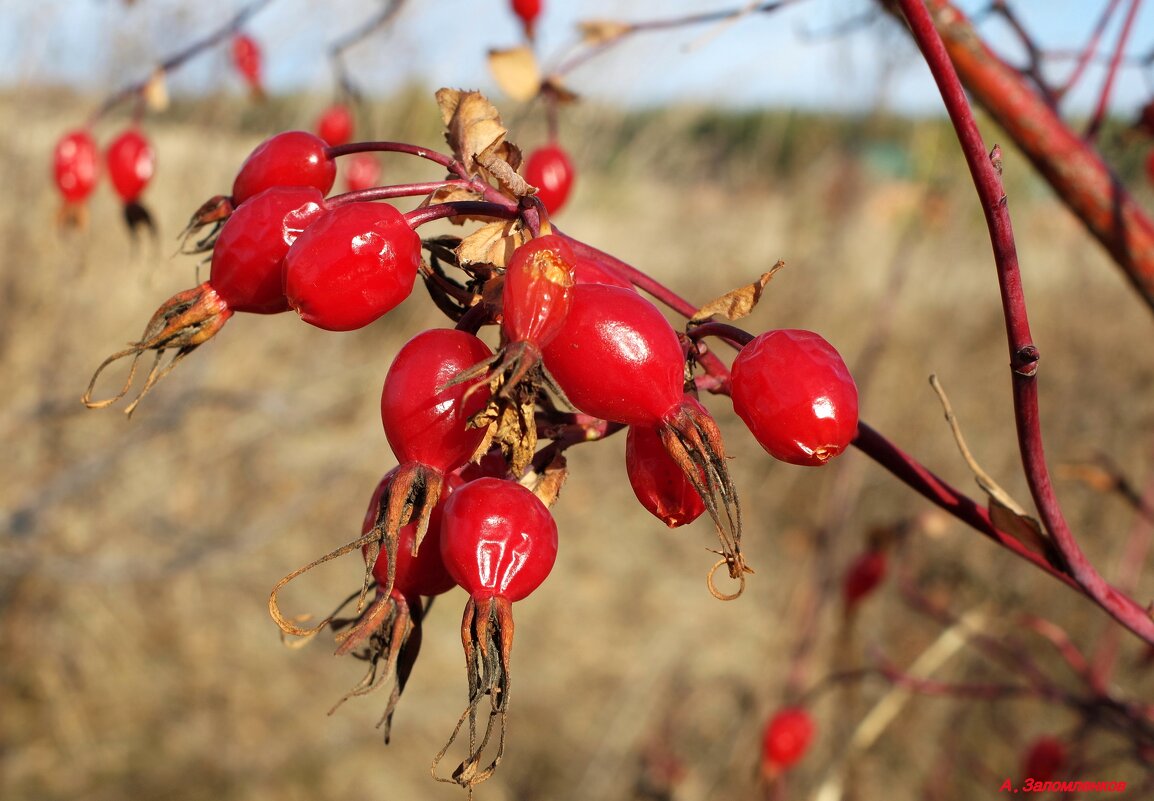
[8, 0, 1154, 115]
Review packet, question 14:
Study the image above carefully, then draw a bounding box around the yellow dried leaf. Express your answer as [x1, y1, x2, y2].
[436, 88, 510, 178]
[690, 261, 785, 323]
[143, 68, 169, 111]
[488, 46, 541, 102]
[578, 19, 633, 46]
[456, 219, 528, 268]
[988, 498, 1059, 565]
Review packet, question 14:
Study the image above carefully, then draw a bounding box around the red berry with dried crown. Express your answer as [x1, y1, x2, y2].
[731, 329, 858, 467]
[524, 144, 574, 215]
[440, 477, 558, 603]
[543, 284, 746, 592]
[282, 201, 420, 331]
[232, 131, 336, 205]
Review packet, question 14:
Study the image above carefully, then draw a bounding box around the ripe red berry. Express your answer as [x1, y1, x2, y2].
[543, 284, 746, 587]
[316, 103, 354, 147]
[502, 234, 576, 350]
[842, 549, 887, 611]
[626, 424, 706, 528]
[282, 201, 420, 331]
[344, 153, 382, 193]
[53, 129, 100, 204]
[730, 329, 858, 467]
[761, 707, 815, 771]
[510, 0, 543, 38]
[210, 185, 326, 314]
[380, 329, 494, 473]
[105, 128, 155, 203]
[231, 131, 336, 205]
[440, 477, 558, 602]
[232, 33, 262, 91]
[1022, 736, 1066, 782]
[542, 284, 684, 427]
[523, 144, 574, 215]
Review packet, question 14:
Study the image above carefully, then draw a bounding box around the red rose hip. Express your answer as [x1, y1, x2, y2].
[283, 201, 420, 331]
[524, 144, 574, 215]
[730, 329, 858, 466]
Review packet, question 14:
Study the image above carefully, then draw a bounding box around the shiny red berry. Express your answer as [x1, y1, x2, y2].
[524, 144, 574, 215]
[440, 477, 558, 602]
[232, 33, 262, 90]
[1022, 736, 1066, 781]
[210, 186, 326, 314]
[502, 234, 575, 349]
[380, 329, 494, 472]
[282, 201, 420, 331]
[316, 103, 354, 147]
[626, 424, 705, 528]
[730, 329, 858, 467]
[542, 284, 684, 427]
[761, 707, 815, 770]
[105, 128, 154, 203]
[344, 153, 381, 193]
[231, 131, 336, 205]
[53, 130, 100, 203]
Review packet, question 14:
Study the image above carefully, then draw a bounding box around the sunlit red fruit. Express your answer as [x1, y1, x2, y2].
[53, 129, 100, 203]
[232, 33, 263, 92]
[210, 186, 326, 314]
[105, 128, 155, 203]
[501, 234, 576, 349]
[730, 329, 858, 467]
[510, 0, 543, 38]
[626, 423, 705, 527]
[231, 131, 336, 205]
[282, 201, 420, 331]
[524, 144, 574, 215]
[440, 477, 558, 602]
[316, 103, 354, 147]
[343, 153, 382, 192]
[761, 707, 815, 771]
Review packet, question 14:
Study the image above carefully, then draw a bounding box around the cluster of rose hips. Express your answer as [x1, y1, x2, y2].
[52, 126, 156, 232]
[80, 88, 858, 790]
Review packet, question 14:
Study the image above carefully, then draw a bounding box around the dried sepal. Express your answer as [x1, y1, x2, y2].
[82, 282, 233, 416]
[457, 219, 529, 268]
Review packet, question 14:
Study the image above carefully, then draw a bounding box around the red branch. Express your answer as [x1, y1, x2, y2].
[897, 0, 1154, 643]
[912, 0, 1154, 313]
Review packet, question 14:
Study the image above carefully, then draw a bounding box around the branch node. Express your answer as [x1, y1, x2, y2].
[1012, 344, 1040, 377]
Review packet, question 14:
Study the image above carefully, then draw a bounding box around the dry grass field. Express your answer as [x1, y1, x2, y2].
[3, 85, 1154, 800]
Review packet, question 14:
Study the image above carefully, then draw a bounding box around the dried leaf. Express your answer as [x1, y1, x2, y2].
[929, 375, 1063, 567]
[526, 451, 568, 508]
[143, 68, 169, 111]
[456, 220, 528, 268]
[436, 88, 511, 179]
[487, 46, 541, 102]
[478, 142, 531, 198]
[578, 19, 633, 46]
[690, 261, 785, 323]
